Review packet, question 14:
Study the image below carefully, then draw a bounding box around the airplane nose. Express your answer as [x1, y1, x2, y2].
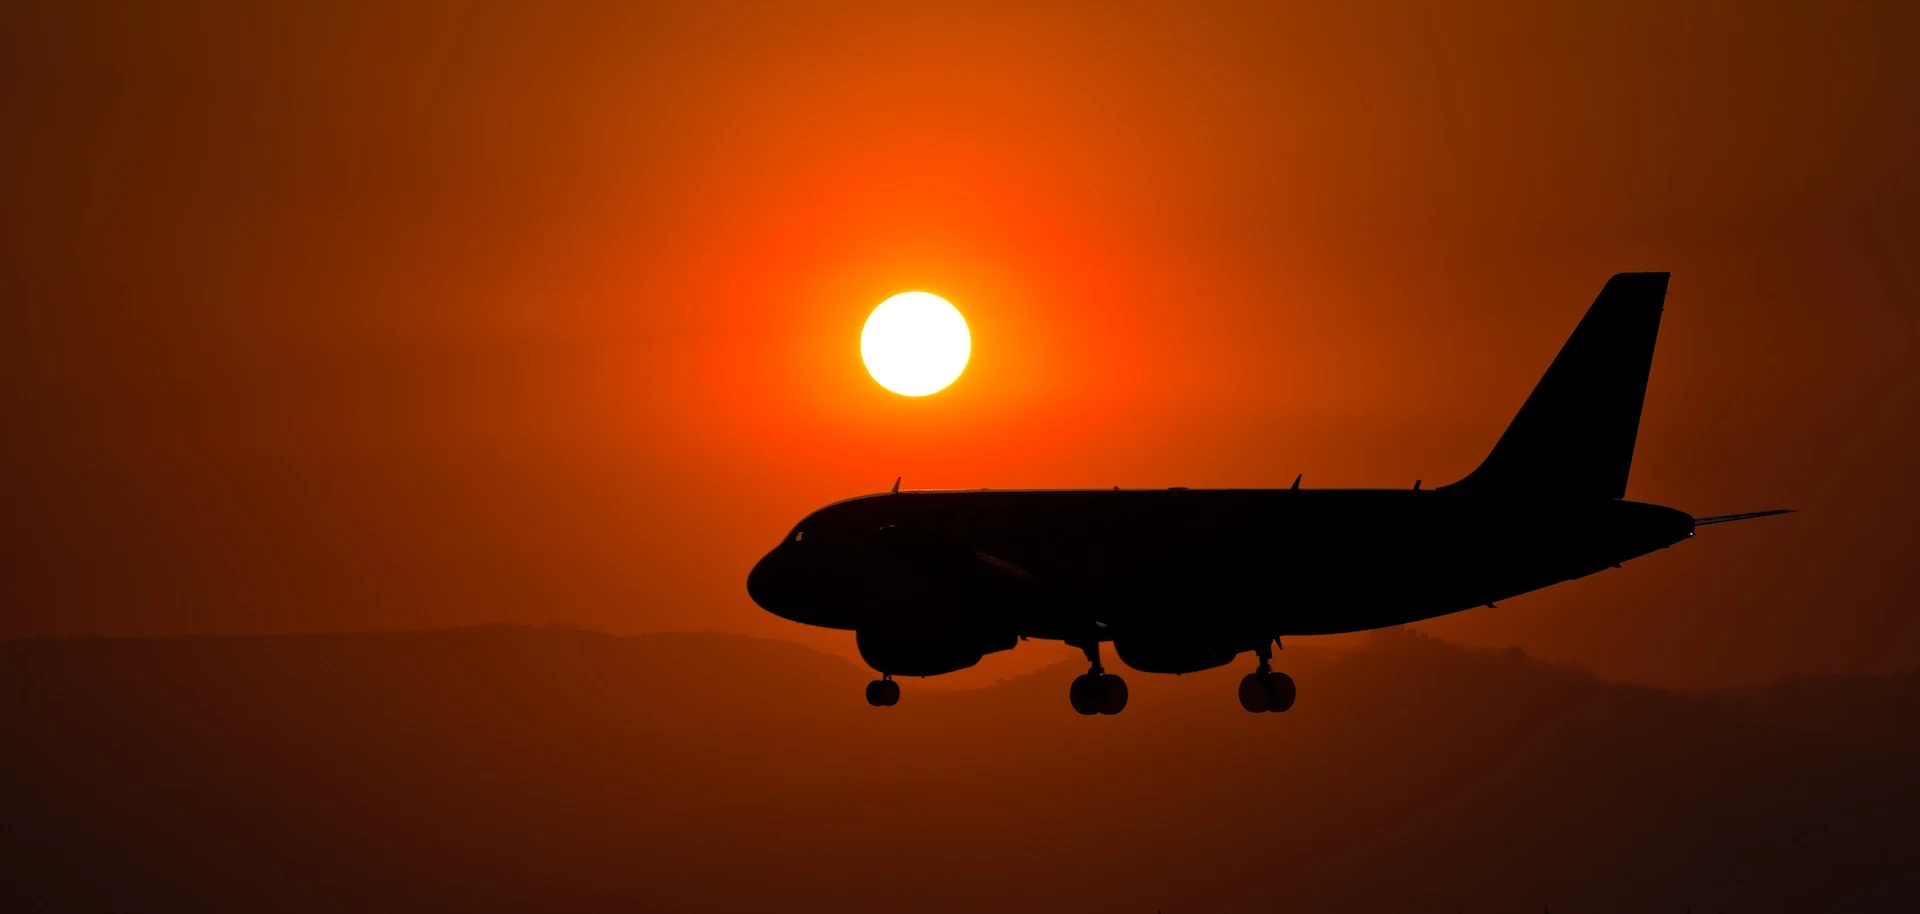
[746, 541, 857, 630]
[746, 549, 785, 612]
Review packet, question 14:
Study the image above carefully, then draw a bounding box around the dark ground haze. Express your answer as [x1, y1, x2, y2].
[4, 627, 1914, 912]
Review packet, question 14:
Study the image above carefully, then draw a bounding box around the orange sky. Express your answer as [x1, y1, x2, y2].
[2, 0, 1916, 687]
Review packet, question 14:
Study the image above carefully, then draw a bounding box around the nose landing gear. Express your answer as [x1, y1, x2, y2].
[864, 675, 900, 707]
[1068, 640, 1129, 715]
[1238, 639, 1295, 714]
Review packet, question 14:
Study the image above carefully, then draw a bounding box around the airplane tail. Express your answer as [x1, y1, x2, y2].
[1442, 272, 1669, 500]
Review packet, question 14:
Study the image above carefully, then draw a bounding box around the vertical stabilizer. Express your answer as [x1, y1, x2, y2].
[1442, 272, 1668, 500]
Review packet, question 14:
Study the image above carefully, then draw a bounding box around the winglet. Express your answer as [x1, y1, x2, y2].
[891, 476, 901, 494]
[1693, 508, 1796, 527]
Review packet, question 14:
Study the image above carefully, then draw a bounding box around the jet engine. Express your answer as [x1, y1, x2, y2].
[1113, 637, 1244, 675]
[856, 625, 1016, 677]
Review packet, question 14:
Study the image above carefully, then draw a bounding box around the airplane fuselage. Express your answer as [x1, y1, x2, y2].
[748, 488, 1695, 641]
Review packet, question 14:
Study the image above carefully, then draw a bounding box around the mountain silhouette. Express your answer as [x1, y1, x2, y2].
[3, 626, 1914, 912]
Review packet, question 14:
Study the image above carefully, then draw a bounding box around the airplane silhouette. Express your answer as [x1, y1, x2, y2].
[747, 273, 1791, 714]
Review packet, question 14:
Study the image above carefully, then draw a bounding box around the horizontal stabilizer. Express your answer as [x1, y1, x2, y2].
[1693, 509, 1797, 527]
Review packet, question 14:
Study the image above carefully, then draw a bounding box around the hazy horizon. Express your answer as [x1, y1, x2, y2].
[6, 623, 1915, 911]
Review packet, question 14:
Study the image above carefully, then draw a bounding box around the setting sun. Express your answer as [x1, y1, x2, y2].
[860, 291, 971, 396]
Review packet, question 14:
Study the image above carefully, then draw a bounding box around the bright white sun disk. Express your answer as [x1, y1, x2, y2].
[861, 292, 970, 396]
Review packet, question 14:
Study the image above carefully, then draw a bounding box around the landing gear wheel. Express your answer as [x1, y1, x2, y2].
[1097, 673, 1129, 715]
[1239, 637, 1294, 714]
[1069, 636, 1127, 716]
[1069, 674, 1103, 715]
[1263, 671, 1296, 713]
[1238, 671, 1296, 713]
[865, 679, 900, 707]
[1238, 673, 1272, 713]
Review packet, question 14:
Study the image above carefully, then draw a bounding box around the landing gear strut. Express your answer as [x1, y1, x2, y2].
[1238, 639, 1295, 714]
[865, 674, 900, 707]
[1068, 640, 1128, 716]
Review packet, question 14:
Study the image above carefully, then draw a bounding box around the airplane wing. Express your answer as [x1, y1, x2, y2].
[973, 550, 1032, 580]
[1692, 509, 1797, 527]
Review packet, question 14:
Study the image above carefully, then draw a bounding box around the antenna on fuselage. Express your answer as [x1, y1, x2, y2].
[890, 476, 901, 494]
[1290, 474, 1301, 490]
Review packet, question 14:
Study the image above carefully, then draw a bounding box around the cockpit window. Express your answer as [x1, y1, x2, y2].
[793, 530, 804, 542]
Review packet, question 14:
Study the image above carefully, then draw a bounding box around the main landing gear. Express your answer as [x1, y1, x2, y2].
[865, 675, 900, 707]
[1069, 641, 1128, 716]
[1238, 639, 1296, 714]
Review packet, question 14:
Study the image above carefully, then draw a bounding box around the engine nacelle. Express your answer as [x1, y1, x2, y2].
[856, 625, 1016, 677]
[1113, 637, 1245, 675]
